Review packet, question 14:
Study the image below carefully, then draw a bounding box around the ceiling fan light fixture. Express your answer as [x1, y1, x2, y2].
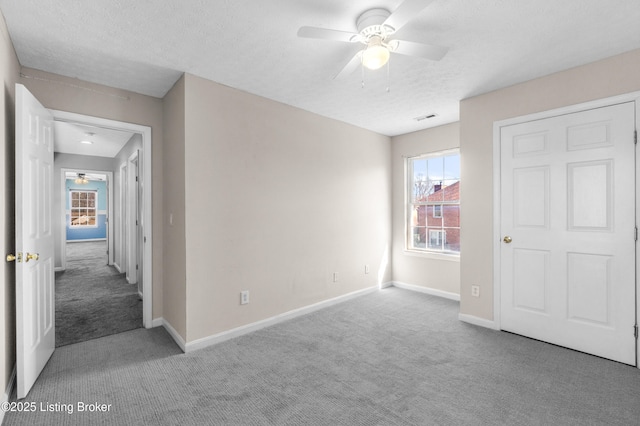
[75, 173, 89, 185]
[362, 36, 390, 70]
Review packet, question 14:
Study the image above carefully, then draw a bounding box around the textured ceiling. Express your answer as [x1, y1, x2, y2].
[54, 121, 134, 158]
[2, 1, 640, 136]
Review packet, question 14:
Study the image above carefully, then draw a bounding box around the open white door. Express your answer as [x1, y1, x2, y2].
[15, 84, 55, 398]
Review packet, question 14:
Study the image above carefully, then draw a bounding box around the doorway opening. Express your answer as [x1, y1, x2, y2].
[51, 110, 153, 346]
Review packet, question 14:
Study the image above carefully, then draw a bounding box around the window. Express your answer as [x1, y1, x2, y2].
[70, 190, 97, 227]
[407, 150, 460, 254]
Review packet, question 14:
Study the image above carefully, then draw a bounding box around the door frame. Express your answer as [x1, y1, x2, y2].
[115, 161, 127, 273]
[59, 168, 114, 269]
[492, 91, 640, 367]
[126, 150, 138, 286]
[51, 110, 153, 329]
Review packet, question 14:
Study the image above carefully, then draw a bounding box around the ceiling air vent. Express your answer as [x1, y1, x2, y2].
[414, 114, 437, 122]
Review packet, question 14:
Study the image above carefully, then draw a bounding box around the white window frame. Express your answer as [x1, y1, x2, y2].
[406, 149, 460, 258]
[433, 204, 442, 218]
[69, 189, 98, 228]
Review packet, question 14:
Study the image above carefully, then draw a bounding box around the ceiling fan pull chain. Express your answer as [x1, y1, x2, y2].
[361, 62, 365, 89]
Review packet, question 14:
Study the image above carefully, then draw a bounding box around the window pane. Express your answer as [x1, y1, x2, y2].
[79, 192, 87, 200]
[427, 157, 444, 202]
[72, 199, 79, 208]
[411, 227, 426, 249]
[411, 158, 428, 202]
[427, 205, 442, 226]
[444, 228, 460, 253]
[412, 205, 427, 227]
[428, 228, 444, 250]
[443, 205, 460, 228]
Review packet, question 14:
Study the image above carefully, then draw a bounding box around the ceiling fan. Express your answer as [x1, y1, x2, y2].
[297, 0, 448, 79]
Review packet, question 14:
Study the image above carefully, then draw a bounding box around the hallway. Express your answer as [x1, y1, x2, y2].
[55, 241, 142, 347]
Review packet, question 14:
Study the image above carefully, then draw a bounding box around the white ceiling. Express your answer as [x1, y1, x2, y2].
[2, 1, 640, 136]
[54, 121, 134, 158]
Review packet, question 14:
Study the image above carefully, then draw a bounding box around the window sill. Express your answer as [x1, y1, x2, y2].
[402, 249, 460, 262]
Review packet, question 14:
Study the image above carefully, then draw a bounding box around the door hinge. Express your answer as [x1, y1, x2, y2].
[136, 264, 139, 270]
[136, 176, 139, 182]
[634, 324, 638, 339]
[635, 130, 638, 145]
[635, 227, 638, 241]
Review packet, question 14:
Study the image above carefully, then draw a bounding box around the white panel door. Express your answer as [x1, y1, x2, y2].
[15, 84, 55, 397]
[500, 102, 636, 365]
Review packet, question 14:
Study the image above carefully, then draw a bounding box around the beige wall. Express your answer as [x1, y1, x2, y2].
[0, 10, 20, 397]
[459, 48, 640, 320]
[182, 74, 392, 342]
[162, 76, 187, 338]
[391, 122, 460, 294]
[19, 68, 166, 321]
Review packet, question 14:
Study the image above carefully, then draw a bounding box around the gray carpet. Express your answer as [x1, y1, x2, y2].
[55, 241, 142, 347]
[5, 288, 640, 425]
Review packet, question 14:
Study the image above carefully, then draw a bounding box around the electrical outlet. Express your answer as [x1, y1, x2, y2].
[365, 264, 370, 274]
[471, 285, 480, 297]
[240, 290, 249, 305]
[333, 272, 339, 283]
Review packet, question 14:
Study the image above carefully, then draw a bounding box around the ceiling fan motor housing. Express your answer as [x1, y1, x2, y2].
[356, 8, 394, 40]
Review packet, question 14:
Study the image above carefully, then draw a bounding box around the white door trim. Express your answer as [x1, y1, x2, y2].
[59, 168, 113, 269]
[493, 91, 640, 367]
[126, 150, 139, 285]
[50, 110, 153, 329]
[115, 162, 127, 273]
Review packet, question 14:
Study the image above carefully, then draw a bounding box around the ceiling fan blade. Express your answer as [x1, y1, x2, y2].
[333, 51, 363, 80]
[383, 0, 436, 32]
[297, 26, 361, 43]
[389, 39, 448, 61]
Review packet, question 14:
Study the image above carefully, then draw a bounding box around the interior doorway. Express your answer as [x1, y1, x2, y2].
[51, 110, 153, 336]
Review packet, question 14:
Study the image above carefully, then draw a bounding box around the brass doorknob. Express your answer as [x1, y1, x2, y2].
[503, 236, 512, 244]
[6, 254, 16, 262]
[25, 253, 39, 262]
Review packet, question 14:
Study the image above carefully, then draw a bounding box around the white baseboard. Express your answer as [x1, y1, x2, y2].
[458, 313, 499, 330]
[380, 281, 394, 289]
[113, 263, 122, 273]
[0, 366, 16, 424]
[66, 238, 107, 243]
[159, 318, 186, 352]
[54, 267, 64, 272]
[184, 286, 378, 353]
[390, 281, 460, 301]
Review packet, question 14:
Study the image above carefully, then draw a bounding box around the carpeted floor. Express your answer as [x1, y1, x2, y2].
[5, 287, 640, 425]
[55, 241, 142, 347]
